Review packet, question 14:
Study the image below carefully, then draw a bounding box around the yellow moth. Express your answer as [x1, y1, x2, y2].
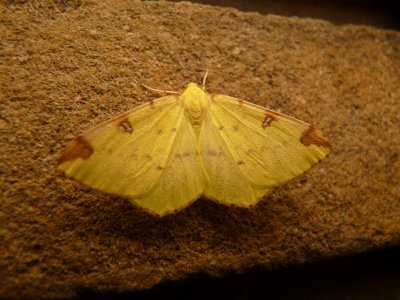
[58, 79, 331, 216]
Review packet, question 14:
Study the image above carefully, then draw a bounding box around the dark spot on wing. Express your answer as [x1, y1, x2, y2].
[262, 111, 279, 128]
[218, 125, 224, 130]
[262, 117, 273, 128]
[246, 149, 255, 155]
[238, 160, 245, 165]
[113, 115, 134, 134]
[207, 150, 217, 156]
[58, 136, 94, 164]
[120, 121, 133, 133]
[149, 100, 155, 109]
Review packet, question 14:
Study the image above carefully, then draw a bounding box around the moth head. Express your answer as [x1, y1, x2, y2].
[180, 83, 209, 124]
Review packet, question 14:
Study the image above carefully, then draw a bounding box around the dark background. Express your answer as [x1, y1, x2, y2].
[79, 246, 400, 299]
[174, 0, 400, 30]
[80, 1, 399, 299]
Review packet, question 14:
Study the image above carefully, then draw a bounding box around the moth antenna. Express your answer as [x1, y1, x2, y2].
[202, 70, 209, 90]
[141, 84, 179, 95]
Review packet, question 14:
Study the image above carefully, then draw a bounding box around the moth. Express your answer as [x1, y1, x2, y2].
[58, 78, 331, 216]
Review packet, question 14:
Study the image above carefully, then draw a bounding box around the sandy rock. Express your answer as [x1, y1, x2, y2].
[0, 0, 399, 298]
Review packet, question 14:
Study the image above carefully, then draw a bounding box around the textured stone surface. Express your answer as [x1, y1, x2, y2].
[1, 0, 399, 298]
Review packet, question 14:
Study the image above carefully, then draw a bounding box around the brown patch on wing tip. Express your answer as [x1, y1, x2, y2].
[149, 100, 155, 109]
[262, 111, 279, 128]
[300, 126, 332, 148]
[58, 136, 94, 165]
[238, 99, 244, 107]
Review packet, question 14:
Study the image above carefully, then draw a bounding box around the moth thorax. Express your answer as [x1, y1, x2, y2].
[180, 83, 209, 126]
